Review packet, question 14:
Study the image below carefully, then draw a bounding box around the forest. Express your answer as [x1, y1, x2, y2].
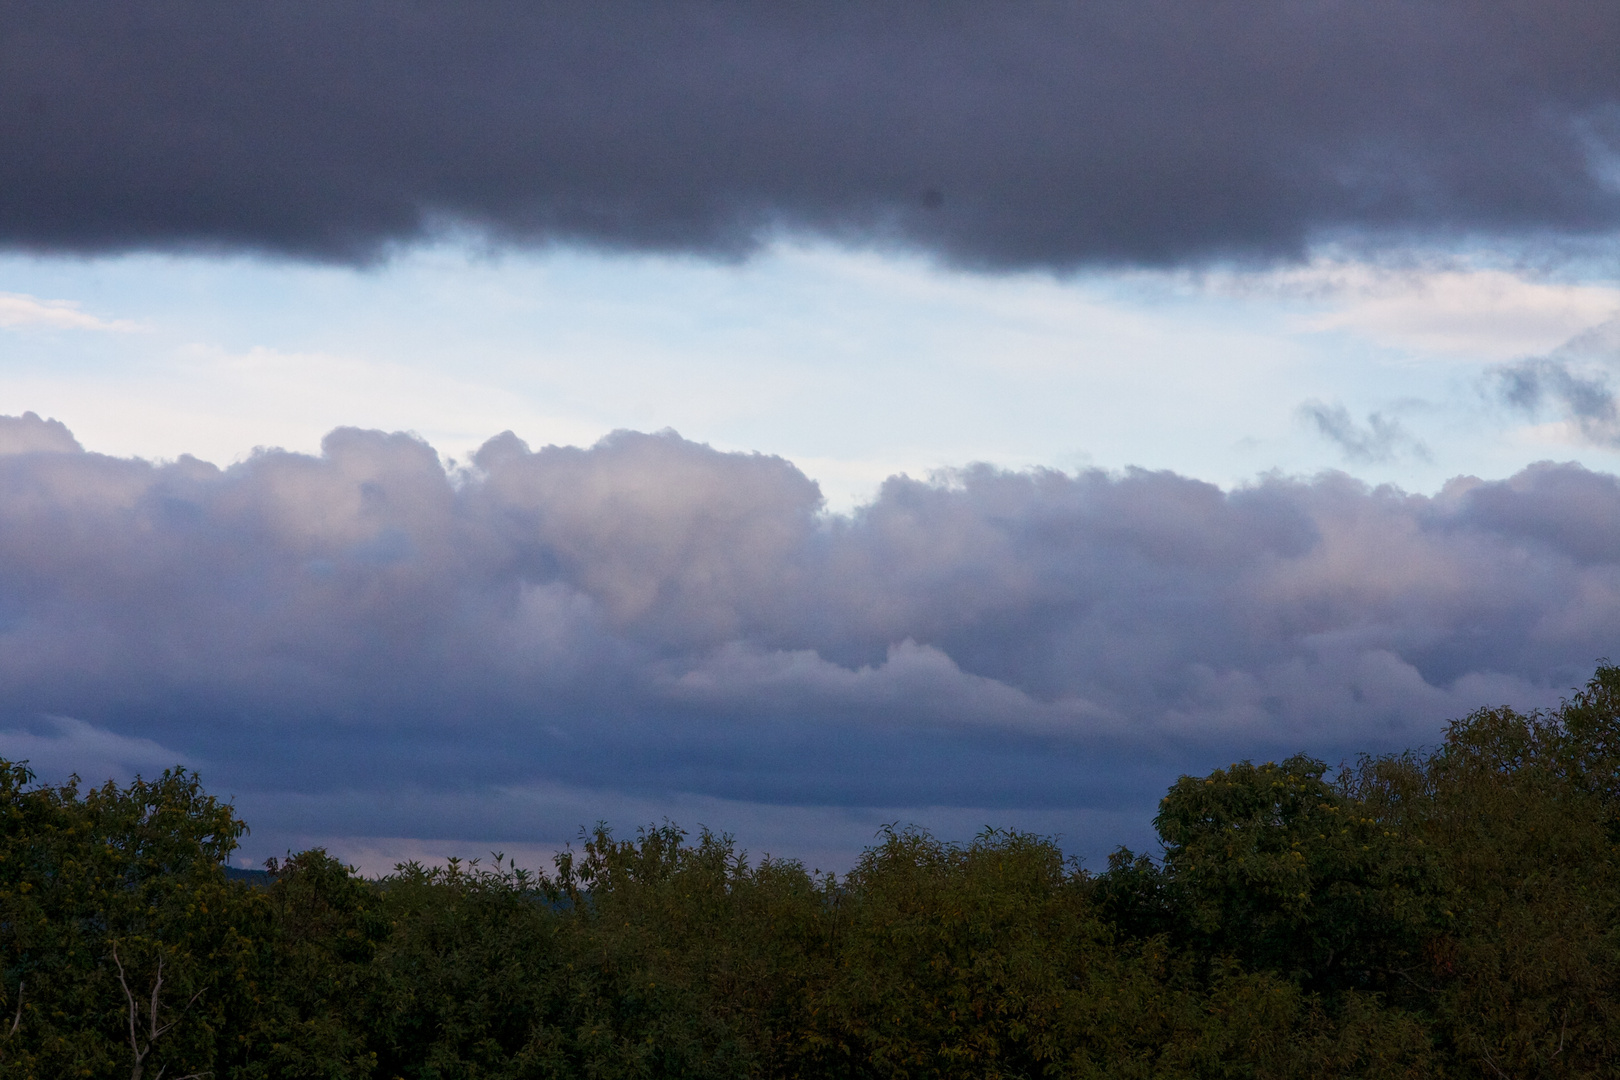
[2, 667, 1619, 1080]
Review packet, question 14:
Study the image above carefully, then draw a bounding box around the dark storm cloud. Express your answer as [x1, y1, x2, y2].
[2, 1, 1618, 267]
[0, 412, 1614, 859]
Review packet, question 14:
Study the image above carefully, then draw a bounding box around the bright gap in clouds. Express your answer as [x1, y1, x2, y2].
[2, 242, 1617, 513]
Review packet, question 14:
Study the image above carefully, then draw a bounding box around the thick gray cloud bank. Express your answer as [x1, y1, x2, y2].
[2, 2, 1618, 268]
[0, 412, 1613, 859]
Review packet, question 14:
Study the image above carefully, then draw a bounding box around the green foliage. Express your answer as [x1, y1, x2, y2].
[1418, 700, 1620, 1077]
[0, 763, 258, 1080]
[552, 823, 829, 1079]
[812, 826, 1096, 1077]
[364, 854, 565, 1079]
[1100, 664, 1620, 1078]
[1148, 753, 1440, 997]
[4, 663, 1620, 1077]
[241, 849, 380, 1080]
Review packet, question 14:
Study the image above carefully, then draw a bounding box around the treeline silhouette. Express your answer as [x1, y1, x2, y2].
[4, 668, 1620, 1079]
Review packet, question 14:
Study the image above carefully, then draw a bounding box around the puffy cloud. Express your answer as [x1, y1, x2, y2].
[0, 411, 81, 455]
[0, 414, 1615, 862]
[0, 3, 1617, 268]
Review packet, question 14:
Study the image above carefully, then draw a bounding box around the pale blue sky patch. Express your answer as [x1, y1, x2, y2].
[1, 241, 1617, 511]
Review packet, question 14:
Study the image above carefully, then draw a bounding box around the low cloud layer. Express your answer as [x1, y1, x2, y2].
[2, 3, 1618, 267]
[0, 411, 1614, 861]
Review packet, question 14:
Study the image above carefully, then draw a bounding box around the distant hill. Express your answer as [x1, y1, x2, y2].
[223, 865, 274, 886]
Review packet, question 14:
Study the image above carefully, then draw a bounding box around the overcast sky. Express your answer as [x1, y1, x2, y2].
[1, 2, 1619, 871]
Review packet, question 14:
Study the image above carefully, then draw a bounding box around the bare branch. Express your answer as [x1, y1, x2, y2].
[148, 955, 164, 1042]
[6, 979, 21, 1038]
[111, 942, 148, 1075]
[0, 978, 22, 1063]
[110, 945, 208, 1080]
[153, 1067, 211, 1080]
[1387, 965, 1440, 995]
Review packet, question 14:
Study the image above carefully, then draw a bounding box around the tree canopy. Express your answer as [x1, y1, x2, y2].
[4, 666, 1620, 1078]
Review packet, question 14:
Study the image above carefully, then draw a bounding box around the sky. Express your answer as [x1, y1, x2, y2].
[1, 1, 1619, 872]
